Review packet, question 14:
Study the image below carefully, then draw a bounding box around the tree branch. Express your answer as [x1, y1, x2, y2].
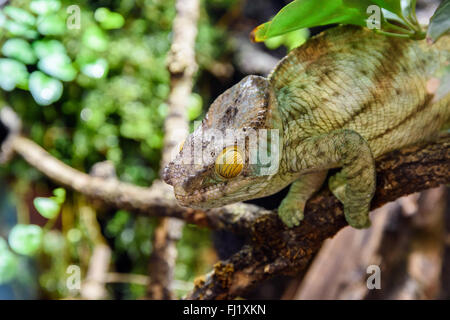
[7, 134, 267, 231]
[6, 126, 450, 234]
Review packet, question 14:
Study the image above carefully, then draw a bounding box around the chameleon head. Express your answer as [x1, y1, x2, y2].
[163, 75, 283, 209]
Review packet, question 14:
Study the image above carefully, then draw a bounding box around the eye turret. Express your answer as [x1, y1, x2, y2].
[215, 146, 243, 179]
[179, 139, 185, 152]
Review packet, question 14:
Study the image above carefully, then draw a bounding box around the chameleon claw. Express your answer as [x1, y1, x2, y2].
[329, 170, 373, 229]
[278, 205, 304, 228]
[344, 204, 371, 229]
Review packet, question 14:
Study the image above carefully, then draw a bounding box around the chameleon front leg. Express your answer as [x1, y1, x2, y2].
[278, 171, 328, 227]
[282, 129, 376, 228]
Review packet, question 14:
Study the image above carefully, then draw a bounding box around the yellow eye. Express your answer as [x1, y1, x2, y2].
[179, 139, 185, 152]
[215, 146, 244, 179]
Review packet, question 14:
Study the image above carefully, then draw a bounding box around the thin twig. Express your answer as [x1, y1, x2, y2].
[8, 134, 267, 231]
[147, 0, 200, 300]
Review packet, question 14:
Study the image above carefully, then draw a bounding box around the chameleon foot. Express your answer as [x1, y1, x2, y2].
[329, 172, 372, 229]
[344, 203, 371, 229]
[278, 199, 305, 228]
[277, 172, 327, 228]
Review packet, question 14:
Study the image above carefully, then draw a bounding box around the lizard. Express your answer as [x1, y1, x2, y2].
[162, 25, 450, 229]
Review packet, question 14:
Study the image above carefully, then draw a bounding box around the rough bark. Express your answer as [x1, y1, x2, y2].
[290, 203, 397, 300]
[291, 187, 446, 300]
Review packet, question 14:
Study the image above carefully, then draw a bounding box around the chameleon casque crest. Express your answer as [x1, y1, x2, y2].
[163, 26, 450, 228]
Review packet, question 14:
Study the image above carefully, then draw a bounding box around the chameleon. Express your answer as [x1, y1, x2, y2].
[163, 25, 450, 229]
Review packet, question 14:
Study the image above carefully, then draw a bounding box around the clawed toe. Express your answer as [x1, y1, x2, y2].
[278, 208, 303, 228]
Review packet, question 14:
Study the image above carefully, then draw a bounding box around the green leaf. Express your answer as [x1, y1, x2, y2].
[252, 0, 367, 41]
[4, 5, 36, 26]
[187, 93, 203, 120]
[8, 224, 43, 256]
[342, 0, 374, 12]
[343, 0, 402, 17]
[38, 52, 77, 81]
[252, 0, 422, 42]
[2, 38, 37, 64]
[285, 28, 309, 50]
[32, 39, 66, 59]
[0, 248, 19, 284]
[0, 11, 6, 28]
[0, 238, 8, 252]
[95, 7, 125, 30]
[37, 13, 65, 35]
[82, 26, 109, 51]
[67, 228, 82, 243]
[42, 230, 64, 254]
[264, 34, 286, 50]
[33, 197, 61, 219]
[30, 0, 61, 16]
[4, 20, 39, 39]
[81, 58, 108, 79]
[29, 71, 63, 106]
[372, 0, 402, 16]
[397, 0, 425, 39]
[265, 28, 309, 50]
[0, 58, 29, 91]
[427, 0, 450, 43]
[52, 188, 66, 205]
[400, 0, 417, 19]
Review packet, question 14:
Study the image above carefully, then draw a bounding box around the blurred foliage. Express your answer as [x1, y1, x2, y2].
[251, 0, 438, 42]
[0, 0, 234, 299]
[427, 0, 450, 43]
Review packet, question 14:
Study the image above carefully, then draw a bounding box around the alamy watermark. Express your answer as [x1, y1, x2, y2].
[66, 264, 81, 291]
[366, 265, 381, 290]
[366, 5, 381, 30]
[67, 5, 81, 30]
[173, 121, 280, 176]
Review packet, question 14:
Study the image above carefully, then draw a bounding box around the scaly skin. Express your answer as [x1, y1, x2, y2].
[163, 26, 450, 229]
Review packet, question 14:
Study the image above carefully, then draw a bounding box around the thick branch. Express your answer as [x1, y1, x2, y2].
[8, 130, 450, 235]
[9, 134, 266, 231]
[186, 134, 450, 299]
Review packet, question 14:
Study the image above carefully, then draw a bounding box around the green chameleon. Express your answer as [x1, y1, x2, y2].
[163, 26, 450, 229]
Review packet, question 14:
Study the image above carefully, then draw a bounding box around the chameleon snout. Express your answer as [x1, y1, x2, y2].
[162, 164, 190, 205]
[162, 162, 175, 186]
[162, 162, 194, 189]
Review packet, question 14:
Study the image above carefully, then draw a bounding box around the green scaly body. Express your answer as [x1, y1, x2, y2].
[272, 26, 450, 159]
[163, 26, 450, 228]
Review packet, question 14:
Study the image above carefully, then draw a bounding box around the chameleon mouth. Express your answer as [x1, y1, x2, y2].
[173, 177, 267, 209]
[173, 184, 227, 209]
